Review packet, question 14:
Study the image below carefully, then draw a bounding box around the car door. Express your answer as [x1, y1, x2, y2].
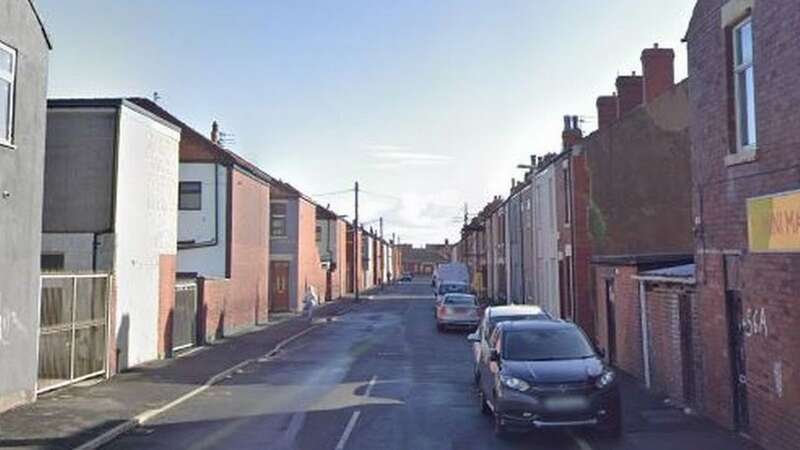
[480, 328, 501, 400]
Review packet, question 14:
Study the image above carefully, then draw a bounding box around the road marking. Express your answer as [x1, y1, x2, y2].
[567, 430, 593, 450]
[335, 411, 361, 450]
[334, 375, 378, 450]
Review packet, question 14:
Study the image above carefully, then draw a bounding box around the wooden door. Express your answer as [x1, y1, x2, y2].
[270, 262, 290, 312]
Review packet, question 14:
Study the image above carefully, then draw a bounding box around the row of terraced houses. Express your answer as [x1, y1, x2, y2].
[0, 0, 401, 415]
[455, 2, 799, 449]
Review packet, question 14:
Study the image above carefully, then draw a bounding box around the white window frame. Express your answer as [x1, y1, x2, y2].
[0, 41, 17, 147]
[270, 201, 288, 238]
[732, 17, 756, 153]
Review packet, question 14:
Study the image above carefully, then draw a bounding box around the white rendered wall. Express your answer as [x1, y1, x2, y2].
[176, 163, 227, 278]
[113, 104, 180, 370]
[532, 167, 560, 317]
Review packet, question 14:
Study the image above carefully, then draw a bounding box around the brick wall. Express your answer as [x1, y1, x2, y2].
[198, 277, 230, 343]
[157, 254, 176, 358]
[297, 199, 326, 309]
[226, 169, 270, 331]
[594, 264, 644, 379]
[687, 1, 800, 448]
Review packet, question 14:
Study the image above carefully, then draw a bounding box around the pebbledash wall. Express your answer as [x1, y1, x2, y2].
[686, 1, 800, 448]
[43, 99, 180, 371]
[0, 0, 50, 413]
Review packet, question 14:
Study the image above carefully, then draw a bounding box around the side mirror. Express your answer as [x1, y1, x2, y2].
[489, 350, 500, 362]
[467, 332, 480, 343]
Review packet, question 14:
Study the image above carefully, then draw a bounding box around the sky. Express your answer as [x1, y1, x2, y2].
[36, 0, 695, 246]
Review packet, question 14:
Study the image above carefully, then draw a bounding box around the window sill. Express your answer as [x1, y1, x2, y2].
[0, 141, 16, 151]
[725, 148, 758, 167]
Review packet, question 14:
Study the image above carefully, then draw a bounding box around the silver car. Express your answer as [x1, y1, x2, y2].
[436, 293, 480, 331]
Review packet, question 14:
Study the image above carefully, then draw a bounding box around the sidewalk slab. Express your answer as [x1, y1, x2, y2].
[0, 299, 354, 450]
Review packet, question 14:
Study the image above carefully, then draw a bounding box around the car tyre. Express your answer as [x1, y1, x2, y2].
[599, 411, 622, 440]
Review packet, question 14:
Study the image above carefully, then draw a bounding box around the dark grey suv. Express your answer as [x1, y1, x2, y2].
[471, 320, 621, 437]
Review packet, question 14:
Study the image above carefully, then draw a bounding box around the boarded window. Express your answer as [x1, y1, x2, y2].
[179, 182, 202, 210]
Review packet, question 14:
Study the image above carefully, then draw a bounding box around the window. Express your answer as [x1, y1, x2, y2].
[41, 253, 65, 272]
[271, 202, 287, 237]
[178, 182, 202, 210]
[0, 41, 17, 146]
[733, 17, 756, 151]
[316, 224, 322, 242]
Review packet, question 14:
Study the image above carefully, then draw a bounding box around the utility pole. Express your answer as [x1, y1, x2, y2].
[353, 181, 360, 302]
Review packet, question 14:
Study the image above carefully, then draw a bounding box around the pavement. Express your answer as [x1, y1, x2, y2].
[0, 280, 761, 450]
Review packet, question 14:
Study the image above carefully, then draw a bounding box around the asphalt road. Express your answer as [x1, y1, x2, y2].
[104, 280, 747, 450]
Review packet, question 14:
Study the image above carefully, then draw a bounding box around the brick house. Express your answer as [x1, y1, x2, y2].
[132, 100, 273, 346]
[316, 205, 349, 301]
[0, 0, 50, 413]
[581, 45, 694, 384]
[270, 182, 329, 312]
[686, 1, 800, 447]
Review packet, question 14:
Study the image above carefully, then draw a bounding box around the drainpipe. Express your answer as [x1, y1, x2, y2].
[639, 280, 651, 389]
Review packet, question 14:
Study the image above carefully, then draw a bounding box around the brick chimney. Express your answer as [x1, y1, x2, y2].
[615, 72, 643, 118]
[561, 115, 583, 150]
[210, 120, 220, 144]
[596, 95, 617, 130]
[641, 43, 675, 102]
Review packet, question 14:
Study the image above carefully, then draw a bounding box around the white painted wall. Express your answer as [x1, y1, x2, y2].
[176, 163, 227, 278]
[532, 166, 560, 317]
[113, 104, 180, 369]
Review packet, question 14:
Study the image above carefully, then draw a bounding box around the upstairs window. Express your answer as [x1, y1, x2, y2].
[178, 182, 202, 210]
[733, 17, 756, 151]
[0, 42, 16, 146]
[271, 202, 287, 237]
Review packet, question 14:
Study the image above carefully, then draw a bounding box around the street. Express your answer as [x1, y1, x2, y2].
[104, 279, 750, 450]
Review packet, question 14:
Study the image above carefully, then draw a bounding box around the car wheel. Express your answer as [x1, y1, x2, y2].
[479, 390, 491, 415]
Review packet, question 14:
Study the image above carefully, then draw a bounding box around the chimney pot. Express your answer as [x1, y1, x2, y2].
[211, 121, 220, 144]
[563, 115, 571, 131]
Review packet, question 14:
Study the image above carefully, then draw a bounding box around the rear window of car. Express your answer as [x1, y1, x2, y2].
[444, 295, 476, 306]
[503, 327, 595, 361]
[438, 284, 469, 295]
[487, 314, 547, 335]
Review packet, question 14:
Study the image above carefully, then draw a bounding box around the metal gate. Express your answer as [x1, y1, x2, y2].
[172, 281, 198, 352]
[38, 274, 110, 393]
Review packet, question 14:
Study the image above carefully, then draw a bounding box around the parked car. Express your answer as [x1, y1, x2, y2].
[433, 281, 471, 315]
[470, 320, 621, 437]
[468, 304, 552, 379]
[436, 293, 480, 331]
[398, 273, 413, 282]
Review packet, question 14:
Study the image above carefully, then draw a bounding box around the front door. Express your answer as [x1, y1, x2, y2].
[605, 279, 617, 365]
[726, 290, 749, 432]
[270, 262, 290, 312]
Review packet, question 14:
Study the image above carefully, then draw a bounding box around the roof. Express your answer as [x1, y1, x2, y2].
[47, 98, 181, 133]
[488, 304, 546, 318]
[28, 0, 53, 50]
[402, 247, 449, 265]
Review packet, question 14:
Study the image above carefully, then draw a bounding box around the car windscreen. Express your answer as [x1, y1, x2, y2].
[444, 295, 476, 306]
[487, 314, 547, 335]
[503, 327, 595, 361]
[438, 284, 469, 295]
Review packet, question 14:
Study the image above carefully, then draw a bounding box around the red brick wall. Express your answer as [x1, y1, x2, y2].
[157, 254, 176, 358]
[297, 199, 326, 309]
[687, 1, 800, 447]
[198, 277, 230, 343]
[227, 169, 270, 330]
[594, 264, 643, 379]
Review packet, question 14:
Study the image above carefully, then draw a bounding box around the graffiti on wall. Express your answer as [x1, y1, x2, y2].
[741, 306, 768, 338]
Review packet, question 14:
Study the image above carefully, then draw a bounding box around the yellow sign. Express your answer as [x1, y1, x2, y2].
[747, 190, 800, 252]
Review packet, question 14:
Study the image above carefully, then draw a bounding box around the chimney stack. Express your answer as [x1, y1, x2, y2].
[641, 43, 675, 102]
[615, 72, 644, 118]
[561, 114, 583, 150]
[211, 121, 220, 144]
[596, 95, 617, 130]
